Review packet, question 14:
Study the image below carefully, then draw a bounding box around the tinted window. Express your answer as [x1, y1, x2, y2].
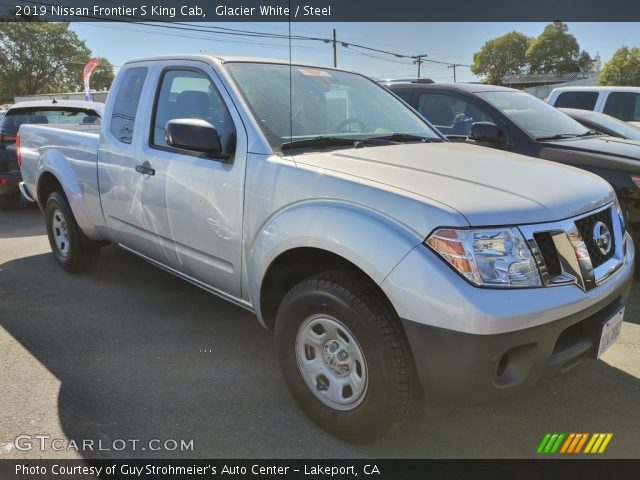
[1, 108, 99, 133]
[554, 91, 599, 110]
[603, 92, 640, 122]
[478, 91, 589, 139]
[417, 93, 494, 136]
[110, 67, 147, 144]
[578, 112, 640, 140]
[151, 69, 236, 155]
[393, 90, 412, 102]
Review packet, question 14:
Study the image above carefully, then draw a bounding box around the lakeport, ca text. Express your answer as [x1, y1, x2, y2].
[16, 463, 381, 476]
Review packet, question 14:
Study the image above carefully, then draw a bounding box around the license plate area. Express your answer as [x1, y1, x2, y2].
[595, 307, 624, 358]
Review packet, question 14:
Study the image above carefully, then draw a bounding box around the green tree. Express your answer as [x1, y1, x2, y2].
[599, 46, 640, 86]
[577, 50, 594, 73]
[526, 22, 584, 74]
[471, 31, 531, 85]
[89, 57, 115, 91]
[0, 22, 91, 102]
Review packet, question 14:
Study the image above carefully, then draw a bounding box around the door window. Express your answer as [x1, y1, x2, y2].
[151, 69, 236, 156]
[417, 93, 495, 136]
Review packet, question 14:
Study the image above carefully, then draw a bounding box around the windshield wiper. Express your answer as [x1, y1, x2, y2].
[535, 133, 581, 141]
[280, 133, 435, 152]
[576, 129, 603, 137]
[281, 136, 359, 151]
[366, 133, 434, 143]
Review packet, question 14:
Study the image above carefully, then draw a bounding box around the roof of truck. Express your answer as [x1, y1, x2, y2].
[124, 54, 341, 70]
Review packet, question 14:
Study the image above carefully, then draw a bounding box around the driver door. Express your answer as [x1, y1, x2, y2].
[140, 63, 247, 298]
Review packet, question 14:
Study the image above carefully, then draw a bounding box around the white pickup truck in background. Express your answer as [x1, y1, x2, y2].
[548, 86, 640, 127]
[18, 55, 635, 442]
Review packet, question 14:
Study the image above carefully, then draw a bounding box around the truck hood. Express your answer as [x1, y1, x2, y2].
[539, 135, 640, 161]
[294, 142, 615, 226]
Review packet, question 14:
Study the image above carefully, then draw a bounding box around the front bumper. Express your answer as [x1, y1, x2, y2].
[381, 233, 635, 401]
[0, 169, 21, 197]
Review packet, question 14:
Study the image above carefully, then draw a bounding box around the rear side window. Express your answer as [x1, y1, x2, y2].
[553, 91, 599, 110]
[603, 92, 640, 122]
[110, 67, 148, 144]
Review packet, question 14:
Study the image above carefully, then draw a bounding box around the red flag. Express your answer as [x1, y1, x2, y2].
[82, 58, 100, 101]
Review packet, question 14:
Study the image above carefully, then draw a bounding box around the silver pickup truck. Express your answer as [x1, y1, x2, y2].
[18, 55, 635, 442]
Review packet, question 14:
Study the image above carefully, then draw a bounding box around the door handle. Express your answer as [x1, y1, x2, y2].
[135, 162, 155, 176]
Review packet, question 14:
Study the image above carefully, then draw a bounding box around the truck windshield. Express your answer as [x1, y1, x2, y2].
[225, 62, 441, 150]
[477, 91, 590, 140]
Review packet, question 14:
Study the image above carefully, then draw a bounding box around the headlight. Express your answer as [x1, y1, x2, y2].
[426, 227, 541, 287]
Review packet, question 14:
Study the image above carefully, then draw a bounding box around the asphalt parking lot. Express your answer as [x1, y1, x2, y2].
[1, 201, 639, 459]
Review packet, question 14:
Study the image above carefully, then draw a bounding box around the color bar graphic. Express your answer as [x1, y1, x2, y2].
[584, 433, 613, 453]
[537, 433, 613, 454]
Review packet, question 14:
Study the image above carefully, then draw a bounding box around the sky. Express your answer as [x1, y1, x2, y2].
[70, 22, 640, 83]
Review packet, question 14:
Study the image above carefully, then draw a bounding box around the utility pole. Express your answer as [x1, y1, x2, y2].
[332, 29, 337, 68]
[412, 54, 427, 79]
[448, 64, 461, 82]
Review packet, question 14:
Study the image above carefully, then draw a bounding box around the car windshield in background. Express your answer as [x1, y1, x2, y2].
[225, 62, 440, 150]
[0, 108, 100, 134]
[477, 91, 590, 140]
[577, 111, 640, 140]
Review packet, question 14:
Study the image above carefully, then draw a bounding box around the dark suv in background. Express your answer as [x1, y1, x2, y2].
[388, 82, 640, 255]
[0, 99, 102, 209]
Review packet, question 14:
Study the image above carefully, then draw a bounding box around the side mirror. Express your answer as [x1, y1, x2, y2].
[468, 122, 506, 145]
[165, 119, 231, 161]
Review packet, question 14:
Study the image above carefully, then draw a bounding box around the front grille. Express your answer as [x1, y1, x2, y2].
[575, 209, 615, 268]
[534, 232, 562, 277]
[522, 204, 623, 292]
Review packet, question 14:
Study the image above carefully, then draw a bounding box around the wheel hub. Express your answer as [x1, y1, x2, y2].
[295, 314, 368, 411]
[51, 208, 70, 256]
[323, 340, 351, 377]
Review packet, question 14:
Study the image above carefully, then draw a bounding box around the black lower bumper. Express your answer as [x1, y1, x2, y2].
[0, 169, 21, 197]
[401, 279, 633, 403]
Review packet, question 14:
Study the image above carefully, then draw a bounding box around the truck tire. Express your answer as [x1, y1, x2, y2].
[275, 270, 417, 442]
[45, 191, 100, 272]
[0, 193, 20, 210]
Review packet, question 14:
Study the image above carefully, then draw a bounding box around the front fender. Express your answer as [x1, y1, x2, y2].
[37, 149, 100, 240]
[247, 199, 424, 323]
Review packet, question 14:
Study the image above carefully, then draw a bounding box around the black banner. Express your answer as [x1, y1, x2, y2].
[1, 459, 640, 480]
[2, 0, 640, 22]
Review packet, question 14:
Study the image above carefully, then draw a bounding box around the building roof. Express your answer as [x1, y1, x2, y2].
[502, 72, 596, 85]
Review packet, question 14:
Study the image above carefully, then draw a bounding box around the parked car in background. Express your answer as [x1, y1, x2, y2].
[547, 86, 640, 127]
[17, 55, 635, 442]
[387, 83, 640, 253]
[0, 99, 103, 209]
[559, 108, 640, 141]
[0, 109, 7, 124]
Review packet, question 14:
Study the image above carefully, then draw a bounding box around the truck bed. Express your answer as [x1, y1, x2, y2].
[18, 123, 103, 239]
